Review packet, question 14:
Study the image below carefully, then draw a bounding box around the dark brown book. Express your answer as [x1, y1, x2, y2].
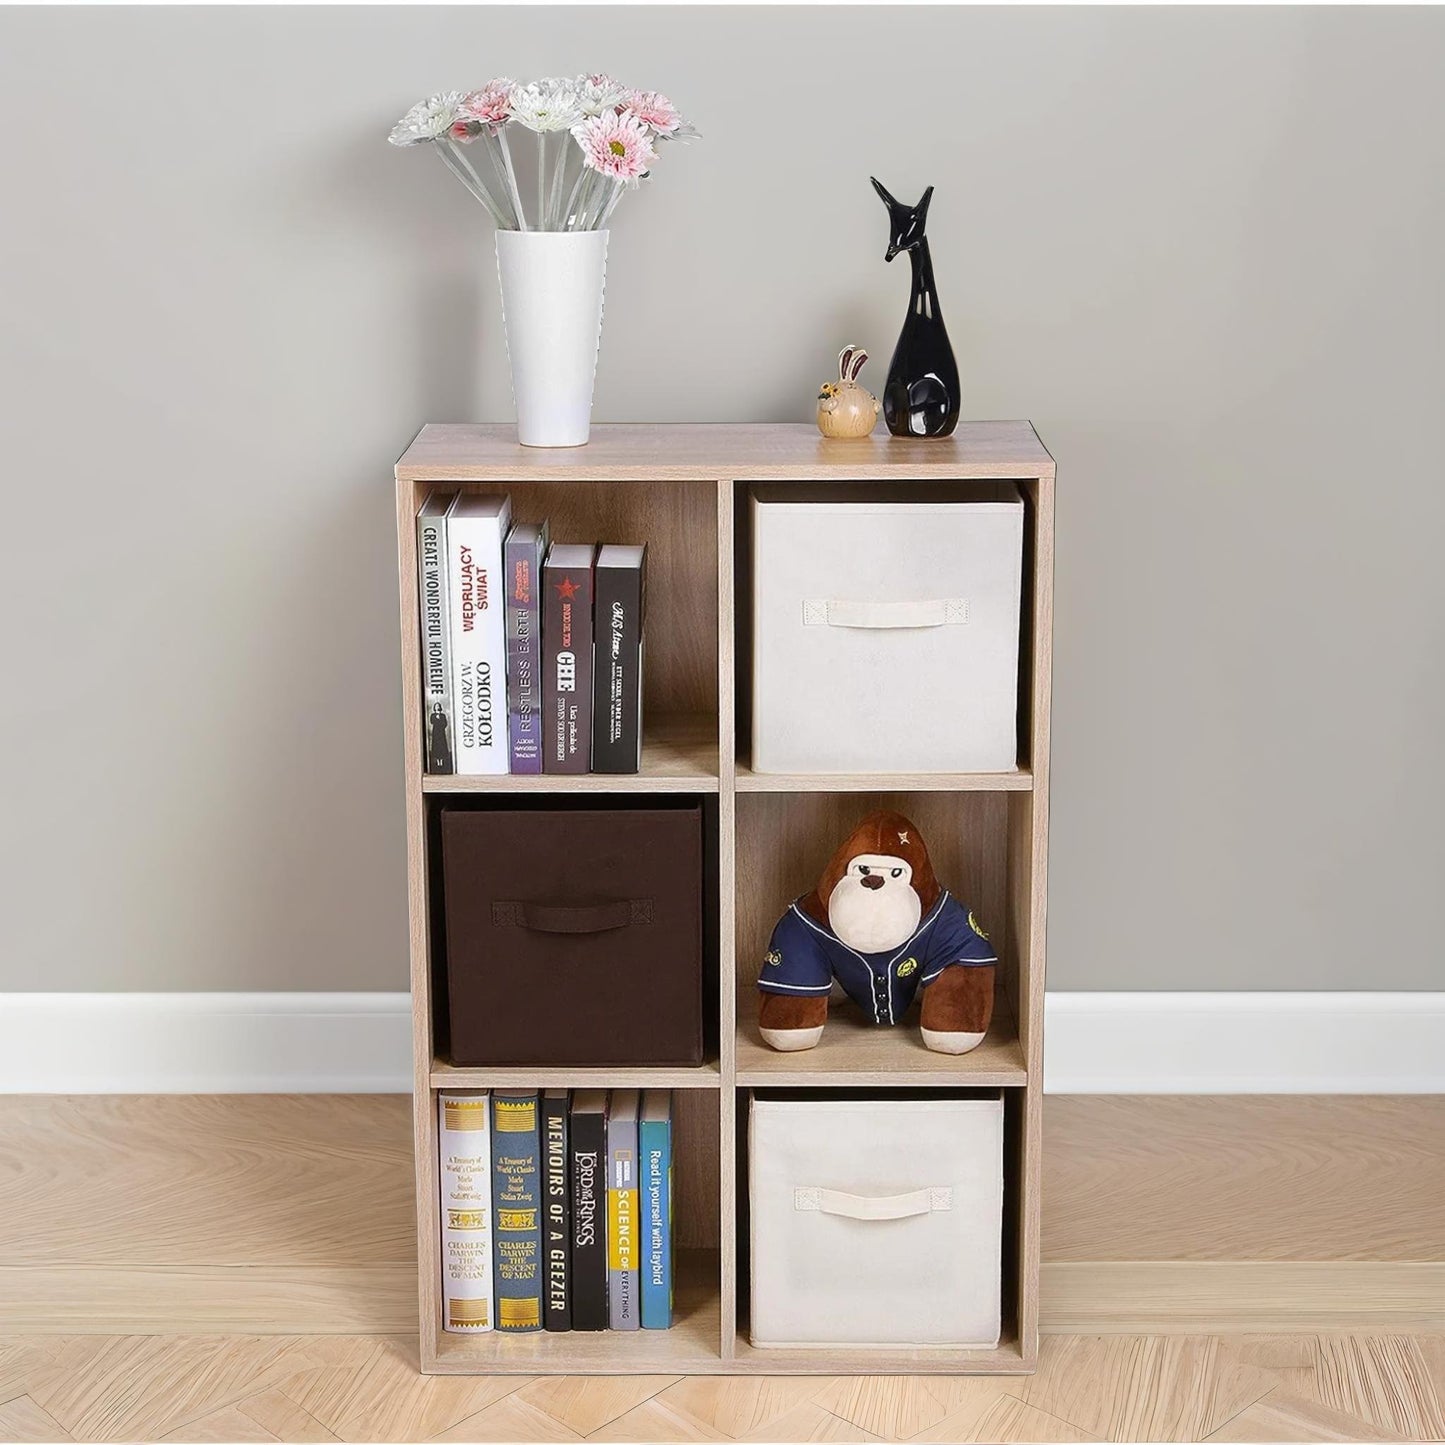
[440, 803, 706, 1066]
[542, 543, 596, 773]
[591, 544, 646, 773]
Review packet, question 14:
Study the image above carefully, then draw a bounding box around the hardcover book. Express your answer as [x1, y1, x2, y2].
[542, 542, 597, 773]
[541, 1088, 571, 1332]
[490, 1090, 543, 1331]
[416, 492, 457, 775]
[591, 544, 647, 773]
[504, 520, 550, 775]
[639, 1089, 673, 1330]
[568, 1090, 608, 1331]
[437, 1091, 493, 1333]
[446, 493, 513, 775]
[607, 1088, 641, 1331]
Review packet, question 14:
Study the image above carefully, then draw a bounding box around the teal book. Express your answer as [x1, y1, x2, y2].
[639, 1090, 673, 1330]
[491, 1090, 543, 1331]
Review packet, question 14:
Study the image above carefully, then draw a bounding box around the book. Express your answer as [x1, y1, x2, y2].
[606, 1088, 641, 1331]
[416, 492, 457, 775]
[437, 1091, 493, 1333]
[541, 1088, 571, 1332]
[591, 544, 647, 774]
[490, 1090, 543, 1331]
[504, 520, 550, 775]
[568, 1089, 608, 1331]
[542, 542, 597, 773]
[446, 493, 513, 775]
[638, 1090, 673, 1330]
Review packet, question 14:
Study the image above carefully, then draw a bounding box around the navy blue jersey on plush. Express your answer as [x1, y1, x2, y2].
[757, 891, 997, 1025]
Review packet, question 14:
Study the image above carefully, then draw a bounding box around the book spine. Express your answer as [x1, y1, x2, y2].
[542, 557, 594, 773]
[591, 563, 643, 773]
[416, 509, 454, 774]
[505, 531, 544, 774]
[569, 1110, 608, 1331]
[437, 1092, 493, 1333]
[541, 1094, 571, 1332]
[448, 512, 508, 774]
[607, 1115, 640, 1330]
[491, 1094, 543, 1331]
[639, 1116, 672, 1329]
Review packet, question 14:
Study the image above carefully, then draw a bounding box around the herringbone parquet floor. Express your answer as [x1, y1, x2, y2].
[2, 1331, 1443, 1442]
[2, 1096, 1442, 1443]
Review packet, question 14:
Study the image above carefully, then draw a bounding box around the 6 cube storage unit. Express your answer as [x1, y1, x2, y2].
[394, 422, 1055, 1375]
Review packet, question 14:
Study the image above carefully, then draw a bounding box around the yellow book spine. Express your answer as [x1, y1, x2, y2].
[608, 1182, 637, 1271]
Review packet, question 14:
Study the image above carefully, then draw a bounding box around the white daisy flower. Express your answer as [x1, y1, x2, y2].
[509, 78, 585, 133]
[575, 73, 628, 117]
[388, 91, 468, 146]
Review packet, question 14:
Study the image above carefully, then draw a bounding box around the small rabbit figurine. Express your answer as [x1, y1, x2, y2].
[816, 346, 881, 439]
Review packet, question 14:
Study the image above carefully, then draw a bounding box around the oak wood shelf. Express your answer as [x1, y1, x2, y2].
[735, 997, 1027, 1089]
[430, 1250, 722, 1374]
[734, 761, 1033, 793]
[429, 1059, 723, 1091]
[395, 421, 1054, 1375]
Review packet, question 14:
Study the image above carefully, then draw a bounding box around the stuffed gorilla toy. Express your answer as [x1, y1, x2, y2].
[757, 809, 996, 1054]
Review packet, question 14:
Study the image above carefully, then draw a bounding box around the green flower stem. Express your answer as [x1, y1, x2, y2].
[434, 140, 508, 228]
[496, 129, 529, 231]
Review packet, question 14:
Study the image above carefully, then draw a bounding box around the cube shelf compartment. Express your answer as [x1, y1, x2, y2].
[394, 422, 1054, 1375]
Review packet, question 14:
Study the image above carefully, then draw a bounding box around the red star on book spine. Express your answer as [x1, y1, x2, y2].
[555, 576, 580, 600]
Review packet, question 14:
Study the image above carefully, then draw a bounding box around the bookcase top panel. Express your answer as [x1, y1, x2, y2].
[396, 422, 1054, 482]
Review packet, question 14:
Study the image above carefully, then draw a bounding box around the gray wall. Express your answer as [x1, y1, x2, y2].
[1, 6, 1442, 992]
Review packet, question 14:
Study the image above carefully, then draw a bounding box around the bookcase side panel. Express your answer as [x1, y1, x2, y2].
[1019, 473, 1052, 1362]
[397, 476, 444, 1366]
[715, 477, 739, 1359]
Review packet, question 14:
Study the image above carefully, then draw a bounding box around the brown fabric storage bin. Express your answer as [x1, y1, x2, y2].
[440, 802, 705, 1066]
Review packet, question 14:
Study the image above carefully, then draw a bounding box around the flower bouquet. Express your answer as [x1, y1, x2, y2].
[390, 76, 698, 446]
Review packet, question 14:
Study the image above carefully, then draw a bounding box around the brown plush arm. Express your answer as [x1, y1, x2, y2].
[919, 964, 994, 1053]
[758, 991, 828, 1051]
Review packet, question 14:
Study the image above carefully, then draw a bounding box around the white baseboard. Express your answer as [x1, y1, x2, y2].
[0, 993, 413, 1094]
[1045, 991, 1445, 1093]
[1, 990, 1441, 1094]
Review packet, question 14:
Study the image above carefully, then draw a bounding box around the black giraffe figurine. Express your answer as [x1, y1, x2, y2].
[871, 178, 960, 438]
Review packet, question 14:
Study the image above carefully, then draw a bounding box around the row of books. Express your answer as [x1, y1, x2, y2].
[416, 493, 647, 775]
[438, 1088, 674, 1333]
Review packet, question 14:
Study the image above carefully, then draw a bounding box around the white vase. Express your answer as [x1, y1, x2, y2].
[495, 229, 608, 448]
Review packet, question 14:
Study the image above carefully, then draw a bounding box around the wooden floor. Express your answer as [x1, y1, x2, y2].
[0, 1095, 1441, 1443]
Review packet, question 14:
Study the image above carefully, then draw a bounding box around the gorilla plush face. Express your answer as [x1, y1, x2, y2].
[827, 852, 922, 953]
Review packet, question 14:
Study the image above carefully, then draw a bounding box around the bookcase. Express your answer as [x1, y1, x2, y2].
[394, 422, 1054, 1375]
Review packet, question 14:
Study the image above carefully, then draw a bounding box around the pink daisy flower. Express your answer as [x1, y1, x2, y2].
[573, 109, 657, 181]
[458, 78, 515, 134]
[624, 89, 682, 135]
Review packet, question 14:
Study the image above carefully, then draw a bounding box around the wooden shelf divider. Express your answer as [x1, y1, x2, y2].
[395, 422, 1054, 1375]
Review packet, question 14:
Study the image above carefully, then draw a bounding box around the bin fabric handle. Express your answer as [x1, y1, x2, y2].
[491, 899, 653, 933]
[794, 1186, 952, 1220]
[802, 598, 968, 629]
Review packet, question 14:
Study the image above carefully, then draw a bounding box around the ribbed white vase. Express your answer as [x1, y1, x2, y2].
[495, 229, 608, 448]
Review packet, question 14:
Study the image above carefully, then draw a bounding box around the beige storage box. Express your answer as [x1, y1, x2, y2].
[749, 484, 1024, 774]
[748, 1093, 1004, 1348]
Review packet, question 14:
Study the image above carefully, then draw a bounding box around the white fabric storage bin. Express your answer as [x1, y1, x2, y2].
[750, 484, 1024, 774]
[748, 1093, 1004, 1348]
